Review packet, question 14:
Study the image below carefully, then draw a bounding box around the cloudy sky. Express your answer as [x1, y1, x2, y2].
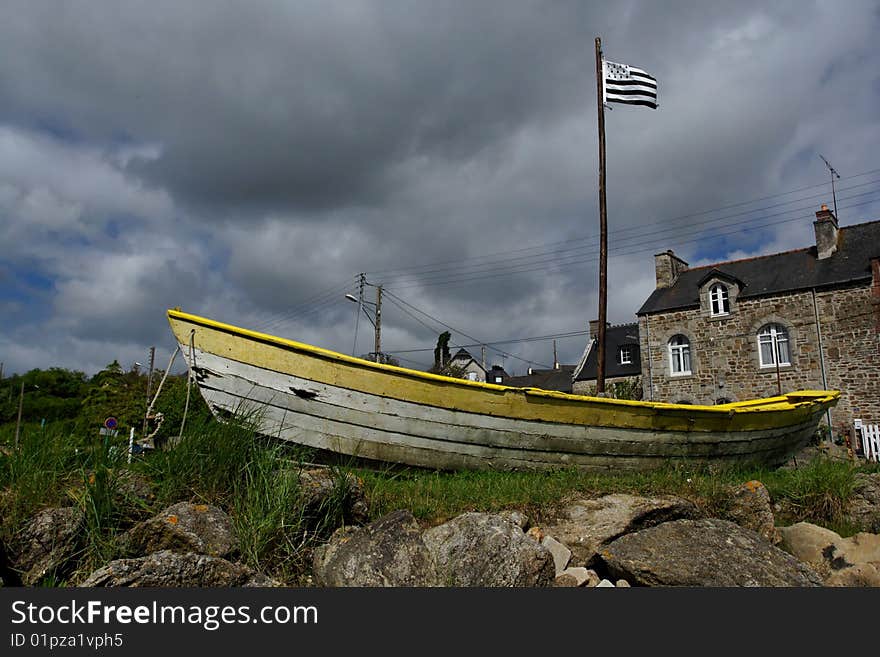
[1, 0, 879, 378]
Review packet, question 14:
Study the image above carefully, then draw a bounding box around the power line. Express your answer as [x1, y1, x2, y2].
[379, 183, 880, 287]
[365, 167, 880, 279]
[382, 289, 554, 369]
[382, 194, 880, 291]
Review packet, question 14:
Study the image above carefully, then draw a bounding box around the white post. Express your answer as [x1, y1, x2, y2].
[128, 426, 135, 464]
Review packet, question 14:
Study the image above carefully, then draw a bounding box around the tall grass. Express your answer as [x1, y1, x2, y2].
[2, 411, 876, 584]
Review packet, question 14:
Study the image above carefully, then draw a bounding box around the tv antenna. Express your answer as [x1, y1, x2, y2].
[818, 154, 840, 218]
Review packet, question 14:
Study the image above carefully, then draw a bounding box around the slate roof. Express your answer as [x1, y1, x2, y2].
[451, 348, 474, 361]
[505, 365, 577, 393]
[574, 323, 641, 382]
[638, 220, 880, 315]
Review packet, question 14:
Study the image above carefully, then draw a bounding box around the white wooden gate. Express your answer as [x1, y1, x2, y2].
[857, 421, 880, 463]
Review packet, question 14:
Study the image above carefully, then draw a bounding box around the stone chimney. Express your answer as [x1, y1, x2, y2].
[653, 250, 689, 288]
[813, 204, 839, 259]
[589, 319, 609, 340]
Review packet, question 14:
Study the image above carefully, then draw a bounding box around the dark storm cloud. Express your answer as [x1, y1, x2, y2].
[0, 1, 606, 215]
[1, 0, 879, 377]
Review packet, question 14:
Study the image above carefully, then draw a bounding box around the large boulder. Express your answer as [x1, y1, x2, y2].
[313, 510, 440, 587]
[597, 518, 823, 587]
[79, 550, 277, 587]
[422, 512, 555, 587]
[778, 521, 880, 586]
[847, 473, 880, 533]
[10, 507, 82, 586]
[122, 502, 237, 558]
[723, 480, 780, 544]
[543, 494, 701, 567]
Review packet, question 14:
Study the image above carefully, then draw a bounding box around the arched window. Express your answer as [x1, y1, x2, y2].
[757, 324, 790, 368]
[668, 335, 692, 376]
[709, 283, 730, 316]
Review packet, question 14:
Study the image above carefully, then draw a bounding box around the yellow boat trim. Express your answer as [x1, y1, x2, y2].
[167, 309, 839, 431]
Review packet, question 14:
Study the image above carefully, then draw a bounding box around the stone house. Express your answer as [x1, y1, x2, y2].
[635, 205, 880, 436]
[571, 321, 642, 396]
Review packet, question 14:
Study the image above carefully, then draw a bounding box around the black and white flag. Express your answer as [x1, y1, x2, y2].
[603, 60, 658, 109]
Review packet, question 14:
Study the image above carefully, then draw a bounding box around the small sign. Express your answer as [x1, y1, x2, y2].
[104, 417, 118, 430]
[99, 428, 118, 437]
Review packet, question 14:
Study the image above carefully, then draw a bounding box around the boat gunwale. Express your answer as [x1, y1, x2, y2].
[167, 309, 840, 416]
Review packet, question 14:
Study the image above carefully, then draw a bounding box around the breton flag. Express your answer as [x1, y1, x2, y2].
[602, 60, 658, 109]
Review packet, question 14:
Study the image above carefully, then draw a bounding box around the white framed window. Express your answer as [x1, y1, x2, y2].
[618, 346, 633, 365]
[709, 283, 730, 316]
[668, 335, 692, 376]
[466, 372, 478, 381]
[758, 324, 790, 368]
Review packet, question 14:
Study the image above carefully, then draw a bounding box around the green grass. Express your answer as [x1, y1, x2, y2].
[2, 414, 877, 585]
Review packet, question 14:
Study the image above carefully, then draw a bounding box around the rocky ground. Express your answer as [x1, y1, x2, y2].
[2, 466, 879, 588]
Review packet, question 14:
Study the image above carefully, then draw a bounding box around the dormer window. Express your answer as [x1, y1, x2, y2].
[709, 283, 729, 316]
[618, 346, 633, 365]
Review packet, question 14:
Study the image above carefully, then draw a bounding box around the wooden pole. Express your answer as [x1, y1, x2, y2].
[595, 36, 608, 395]
[374, 285, 382, 362]
[142, 346, 155, 439]
[14, 381, 24, 450]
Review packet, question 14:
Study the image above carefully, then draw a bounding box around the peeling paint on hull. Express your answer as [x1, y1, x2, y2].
[167, 309, 840, 472]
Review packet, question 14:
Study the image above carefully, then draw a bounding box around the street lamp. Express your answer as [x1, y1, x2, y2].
[346, 286, 382, 362]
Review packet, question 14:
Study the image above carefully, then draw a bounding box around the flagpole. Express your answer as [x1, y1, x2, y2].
[594, 36, 608, 396]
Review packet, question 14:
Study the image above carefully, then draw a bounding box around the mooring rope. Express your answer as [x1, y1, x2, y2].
[141, 344, 181, 443]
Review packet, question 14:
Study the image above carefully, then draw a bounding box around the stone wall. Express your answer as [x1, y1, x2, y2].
[638, 282, 880, 435]
[572, 375, 640, 397]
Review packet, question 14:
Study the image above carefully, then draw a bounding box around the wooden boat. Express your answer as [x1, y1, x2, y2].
[167, 309, 839, 471]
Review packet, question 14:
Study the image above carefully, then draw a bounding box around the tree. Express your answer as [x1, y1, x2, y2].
[432, 331, 451, 371]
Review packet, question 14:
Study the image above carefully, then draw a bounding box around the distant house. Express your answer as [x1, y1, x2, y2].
[505, 365, 577, 394]
[485, 364, 510, 385]
[448, 348, 487, 382]
[571, 321, 642, 395]
[635, 205, 880, 438]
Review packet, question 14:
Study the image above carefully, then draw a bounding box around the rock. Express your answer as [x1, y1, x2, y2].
[79, 550, 277, 587]
[296, 467, 370, 527]
[11, 507, 82, 586]
[847, 473, 880, 533]
[553, 573, 580, 587]
[526, 526, 544, 542]
[825, 563, 880, 587]
[499, 510, 530, 530]
[554, 566, 599, 586]
[313, 510, 440, 587]
[596, 579, 615, 587]
[115, 471, 157, 505]
[597, 518, 823, 587]
[541, 535, 572, 575]
[615, 579, 631, 587]
[123, 502, 237, 558]
[724, 480, 780, 544]
[423, 512, 555, 587]
[778, 521, 880, 585]
[544, 494, 701, 567]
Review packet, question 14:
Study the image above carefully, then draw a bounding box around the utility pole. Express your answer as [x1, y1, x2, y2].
[142, 346, 155, 438]
[14, 381, 24, 450]
[553, 340, 559, 370]
[819, 154, 840, 219]
[481, 345, 486, 371]
[374, 285, 382, 362]
[594, 36, 609, 395]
